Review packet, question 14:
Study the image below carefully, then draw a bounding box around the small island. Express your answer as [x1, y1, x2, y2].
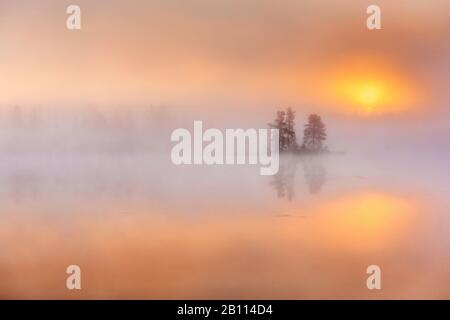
[268, 108, 329, 155]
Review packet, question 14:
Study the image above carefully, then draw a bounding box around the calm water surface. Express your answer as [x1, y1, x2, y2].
[0, 152, 449, 299]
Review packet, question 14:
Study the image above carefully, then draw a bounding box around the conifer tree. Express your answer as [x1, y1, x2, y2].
[303, 114, 326, 152]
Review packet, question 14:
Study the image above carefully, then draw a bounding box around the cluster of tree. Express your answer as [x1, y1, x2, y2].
[268, 108, 297, 152]
[269, 109, 327, 153]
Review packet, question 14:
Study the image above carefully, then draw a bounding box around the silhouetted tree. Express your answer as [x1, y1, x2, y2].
[269, 108, 298, 152]
[269, 110, 287, 151]
[303, 114, 326, 152]
[285, 107, 297, 151]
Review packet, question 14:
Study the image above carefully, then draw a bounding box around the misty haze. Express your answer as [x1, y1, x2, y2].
[1, 0, 449, 300]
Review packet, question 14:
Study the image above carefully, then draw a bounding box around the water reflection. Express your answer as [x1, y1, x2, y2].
[0, 189, 444, 299]
[303, 156, 327, 195]
[269, 156, 298, 200]
[269, 155, 327, 200]
[0, 154, 449, 299]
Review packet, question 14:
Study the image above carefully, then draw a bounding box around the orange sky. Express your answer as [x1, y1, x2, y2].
[0, 0, 449, 116]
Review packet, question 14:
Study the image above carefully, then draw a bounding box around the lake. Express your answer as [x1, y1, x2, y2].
[1, 150, 449, 299]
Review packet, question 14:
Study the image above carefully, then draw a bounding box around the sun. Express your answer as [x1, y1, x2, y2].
[342, 80, 390, 113]
[325, 57, 419, 116]
[355, 83, 383, 108]
[332, 73, 399, 115]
